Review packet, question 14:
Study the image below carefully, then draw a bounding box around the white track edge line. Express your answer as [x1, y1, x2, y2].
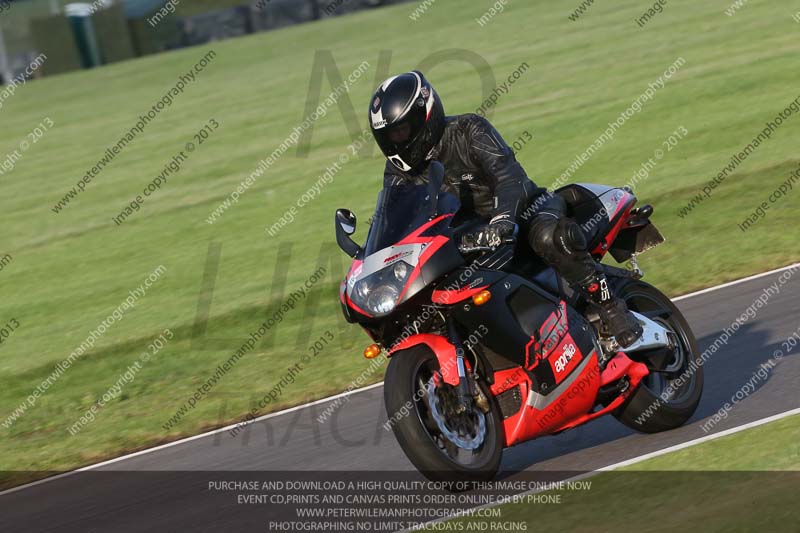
[2, 262, 798, 497]
[672, 262, 799, 301]
[408, 406, 800, 531]
[596, 406, 800, 470]
[0, 382, 385, 497]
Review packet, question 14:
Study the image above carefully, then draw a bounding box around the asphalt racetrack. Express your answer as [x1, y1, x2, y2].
[2, 265, 798, 531]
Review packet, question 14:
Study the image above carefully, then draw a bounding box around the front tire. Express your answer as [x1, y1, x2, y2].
[612, 279, 704, 433]
[384, 345, 504, 483]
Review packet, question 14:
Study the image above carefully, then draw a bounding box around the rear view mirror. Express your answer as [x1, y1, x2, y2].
[335, 209, 361, 256]
[337, 208, 356, 235]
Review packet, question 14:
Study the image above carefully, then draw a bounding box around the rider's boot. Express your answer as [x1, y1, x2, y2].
[574, 271, 643, 348]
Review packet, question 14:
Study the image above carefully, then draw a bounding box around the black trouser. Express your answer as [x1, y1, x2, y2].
[521, 193, 599, 288]
[519, 193, 643, 347]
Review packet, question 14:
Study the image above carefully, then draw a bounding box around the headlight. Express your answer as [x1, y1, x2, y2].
[392, 261, 410, 281]
[349, 261, 412, 317]
[355, 278, 371, 300]
[367, 285, 400, 315]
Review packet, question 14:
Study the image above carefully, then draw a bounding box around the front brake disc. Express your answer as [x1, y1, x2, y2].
[425, 378, 486, 450]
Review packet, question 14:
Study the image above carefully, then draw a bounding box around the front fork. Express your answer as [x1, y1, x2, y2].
[389, 322, 488, 414]
[447, 317, 472, 413]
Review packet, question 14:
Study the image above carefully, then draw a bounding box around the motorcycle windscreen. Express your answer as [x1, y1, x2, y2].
[363, 183, 460, 256]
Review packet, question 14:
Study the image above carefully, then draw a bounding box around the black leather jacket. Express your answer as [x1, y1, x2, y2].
[383, 113, 545, 225]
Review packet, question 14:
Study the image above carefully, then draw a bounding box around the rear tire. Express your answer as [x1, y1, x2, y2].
[384, 345, 504, 483]
[611, 279, 704, 433]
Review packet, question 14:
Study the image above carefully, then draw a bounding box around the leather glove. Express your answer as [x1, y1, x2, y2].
[463, 219, 517, 249]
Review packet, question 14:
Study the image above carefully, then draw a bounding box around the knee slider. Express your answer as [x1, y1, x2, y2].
[555, 219, 587, 254]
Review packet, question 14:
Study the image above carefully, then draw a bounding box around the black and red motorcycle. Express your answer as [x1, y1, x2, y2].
[334, 162, 703, 481]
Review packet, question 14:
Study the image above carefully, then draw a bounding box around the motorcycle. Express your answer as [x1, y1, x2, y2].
[334, 161, 703, 481]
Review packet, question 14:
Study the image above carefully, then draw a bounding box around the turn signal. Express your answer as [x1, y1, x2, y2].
[363, 344, 382, 359]
[471, 290, 492, 306]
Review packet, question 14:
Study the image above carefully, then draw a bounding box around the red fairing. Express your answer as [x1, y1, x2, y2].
[496, 355, 600, 446]
[395, 214, 453, 302]
[389, 333, 464, 386]
[549, 352, 649, 433]
[397, 235, 449, 302]
[592, 190, 636, 257]
[599, 352, 649, 390]
[497, 350, 651, 446]
[525, 301, 570, 372]
[343, 214, 454, 314]
[490, 367, 529, 397]
[546, 333, 583, 385]
[521, 354, 602, 441]
[397, 214, 453, 244]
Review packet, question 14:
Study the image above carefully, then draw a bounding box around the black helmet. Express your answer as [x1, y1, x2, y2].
[369, 71, 445, 173]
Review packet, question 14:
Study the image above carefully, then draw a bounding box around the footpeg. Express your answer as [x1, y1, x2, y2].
[596, 377, 630, 406]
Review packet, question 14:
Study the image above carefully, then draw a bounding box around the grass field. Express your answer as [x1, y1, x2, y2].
[446, 414, 800, 531]
[1, 0, 799, 477]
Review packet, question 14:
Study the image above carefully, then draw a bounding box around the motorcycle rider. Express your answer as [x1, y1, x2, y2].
[368, 71, 643, 348]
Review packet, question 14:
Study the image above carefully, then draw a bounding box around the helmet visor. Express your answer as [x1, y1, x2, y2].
[372, 101, 428, 164]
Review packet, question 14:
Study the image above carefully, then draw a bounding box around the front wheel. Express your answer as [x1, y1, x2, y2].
[383, 345, 504, 483]
[612, 279, 704, 433]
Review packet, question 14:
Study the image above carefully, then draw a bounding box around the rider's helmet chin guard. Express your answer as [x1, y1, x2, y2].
[369, 70, 446, 173]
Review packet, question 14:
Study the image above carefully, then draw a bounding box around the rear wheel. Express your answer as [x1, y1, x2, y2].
[612, 280, 704, 433]
[384, 345, 504, 483]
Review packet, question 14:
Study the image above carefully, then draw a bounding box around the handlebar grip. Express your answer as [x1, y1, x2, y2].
[458, 240, 515, 254]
